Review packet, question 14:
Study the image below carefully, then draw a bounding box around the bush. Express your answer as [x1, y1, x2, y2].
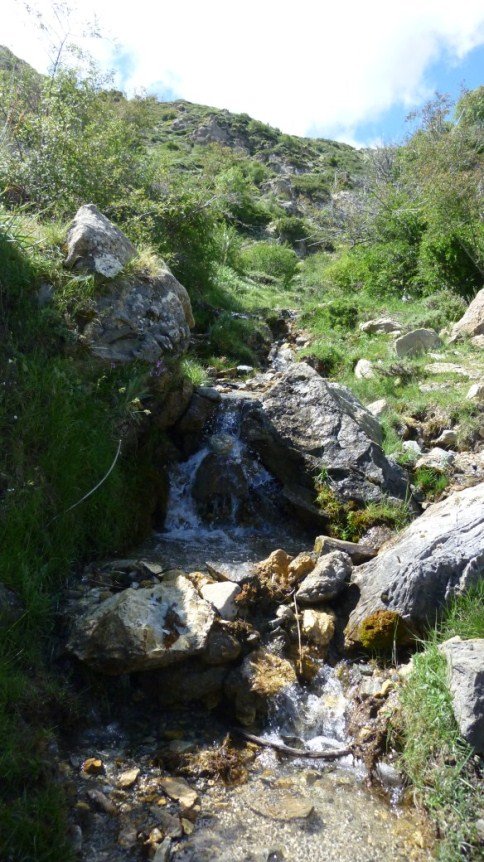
[236, 241, 299, 286]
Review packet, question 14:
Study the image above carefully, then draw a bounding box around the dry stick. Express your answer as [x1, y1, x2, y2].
[47, 439, 122, 526]
[233, 728, 352, 760]
[293, 589, 303, 676]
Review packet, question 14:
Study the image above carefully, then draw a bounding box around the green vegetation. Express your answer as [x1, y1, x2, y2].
[399, 583, 484, 861]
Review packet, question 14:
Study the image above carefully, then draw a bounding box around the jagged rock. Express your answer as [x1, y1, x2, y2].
[354, 358, 376, 379]
[242, 363, 408, 515]
[296, 551, 352, 604]
[65, 204, 136, 277]
[394, 328, 441, 358]
[450, 288, 484, 341]
[225, 649, 297, 725]
[346, 483, 484, 650]
[287, 553, 316, 582]
[314, 535, 377, 563]
[439, 637, 484, 753]
[301, 608, 335, 647]
[359, 318, 400, 334]
[200, 582, 241, 621]
[174, 387, 221, 455]
[79, 267, 194, 362]
[415, 447, 455, 472]
[67, 575, 215, 673]
[328, 383, 382, 445]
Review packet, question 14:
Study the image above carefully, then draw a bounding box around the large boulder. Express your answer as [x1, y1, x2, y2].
[242, 363, 408, 514]
[65, 204, 136, 277]
[439, 637, 484, 753]
[394, 328, 441, 357]
[450, 288, 484, 341]
[346, 483, 484, 650]
[79, 267, 194, 362]
[67, 575, 215, 674]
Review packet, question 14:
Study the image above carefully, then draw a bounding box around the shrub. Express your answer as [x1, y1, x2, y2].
[236, 241, 299, 286]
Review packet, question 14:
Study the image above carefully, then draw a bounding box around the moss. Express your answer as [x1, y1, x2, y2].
[356, 610, 412, 651]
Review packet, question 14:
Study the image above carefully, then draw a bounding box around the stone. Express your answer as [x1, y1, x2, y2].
[354, 359, 376, 379]
[174, 388, 220, 455]
[466, 382, 484, 402]
[87, 789, 117, 815]
[202, 624, 242, 664]
[250, 795, 314, 820]
[346, 483, 484, 649]
[415, 447, 455, 472]
[471, 334, 484, 349]
[367, 398, 388, 418]
[200, 582, 241, 621]
[425, 362, 473, 378]
[82, 757, 104, 775]
[287, 553, 315, 582]
[256, 550, 292, 582]
[394, 328, 441, 358]
[313, 535, 376, 564]
[153, 839, 172, 862]
[301, 609, 335, 647]
[159, 776, 199, 809]
[439, 637, 484, 753]
[359, 318, 400, 334]
[65, 204, 136, 277]
[79, 266, 194, 362]
[328, 382, 383, 445]
[296, 551, 352, 604]
[67, 575, 215, 673]
[434, 429, 457, 448]
[225, 649, 297, 725]
[450, 288, 484, 341]
[192, 453, 249, 522]
[402, 440, 422, 462]
[117, 768, 140, 789]
[242, 363, 408, 516]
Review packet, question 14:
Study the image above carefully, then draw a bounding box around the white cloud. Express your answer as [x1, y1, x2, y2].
[3, 0, 484, 142]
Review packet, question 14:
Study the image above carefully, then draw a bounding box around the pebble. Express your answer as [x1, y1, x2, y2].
[116, 767, 140, 789]
[82, 757, 104, 775]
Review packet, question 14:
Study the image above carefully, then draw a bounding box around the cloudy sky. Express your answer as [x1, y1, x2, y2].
[3, 0, 484, 146]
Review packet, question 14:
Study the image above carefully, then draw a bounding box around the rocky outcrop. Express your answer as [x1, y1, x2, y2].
[242, 363, 408, 514]
[439, 637, 484, 753]
[450, 288, 484, 341]
[394, 328, 441, 357]
[346, 483, 484, 650]
[65, 204, 136, 277]
[296, 551, 352, 604]
[79, 267, 194, 362]
[67, 574, 215, 673]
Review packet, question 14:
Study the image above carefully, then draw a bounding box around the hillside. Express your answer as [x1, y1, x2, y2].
[0, 50, 483, 862]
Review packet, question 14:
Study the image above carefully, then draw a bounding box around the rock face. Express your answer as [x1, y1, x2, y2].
[67, 575, 215, 673]
[80, 267, 194, 362]
[394, 328, 441, 358]
[296, 551, 352, 604]
[242, 363, 408, 511]
[450, 288, 484, 341]
[439, 637, 484, 753]
[346, 483, 484, 650]
[65, 204, 136, 277]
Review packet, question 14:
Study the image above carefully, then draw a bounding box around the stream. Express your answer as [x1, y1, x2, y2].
[64, 366, 434, 861]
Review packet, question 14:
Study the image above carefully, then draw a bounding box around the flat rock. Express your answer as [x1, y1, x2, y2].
[242, 363, 408, 515]
[117, 768, 140, 789]
[439, 637, 484, 753]
[450, 288, 484, 341]
[346, 483, 484, 650]
[296, 551, 352, 604]
[395, 329, 441, 358]
[159, 776, 199, 809]
[67, 575, 215, 673]
[359, 318, 400, 334]
[65, 204, 136, 277]
[425, 362, 473, 378]
[200, 582, 241, 621]
[250, 795, 314, 820]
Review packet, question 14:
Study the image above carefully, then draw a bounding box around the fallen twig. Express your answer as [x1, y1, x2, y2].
[232, 728, 352, 760]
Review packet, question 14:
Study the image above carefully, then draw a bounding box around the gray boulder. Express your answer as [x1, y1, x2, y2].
[296, 551, 352, 604]
[242, 363, 408, 515]
[65, 204, 136, 277]
[439, 637, 484, 753]
[346, 483, 484, 650]
[394, 328, 441, 357]
[67, 575, 215, 674]
[359, 318, 400, 334]
[450, 288, 484, 341]
[79, 267, 194, 362]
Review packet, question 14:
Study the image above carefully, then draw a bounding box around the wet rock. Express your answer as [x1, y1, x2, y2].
[153, 837, 172, 861]
[439, 637, 484, 753]
[301, 609, 335, 647]
[200, 582, 241, 621]
[242, 363, 408, 514]
[192, 453, 249, 522]
[87, 789, 118, 815]
[82, 757, 104, 775]
[117, 767, 140, 788]
[202, 623, 242, 665]
[65, 204, 136, 277]
[225, 649, 297, 725]
[359, 318, 400, 334]
[296, 551, 352, 604]
[250, 795, 314, 820]
[160, 776, 199, 809]
[328, 382, 382, 445]
[450, 287, 484, 341]
[395, 328, 441, 358]
[173, 387, 220, 455]
[354, 358, 376, 379]
[346, 483, 484, 650]
[67, 575, 215, 673]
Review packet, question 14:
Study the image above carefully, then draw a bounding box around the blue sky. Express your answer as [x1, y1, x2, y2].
[3, 0, 484, 148]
